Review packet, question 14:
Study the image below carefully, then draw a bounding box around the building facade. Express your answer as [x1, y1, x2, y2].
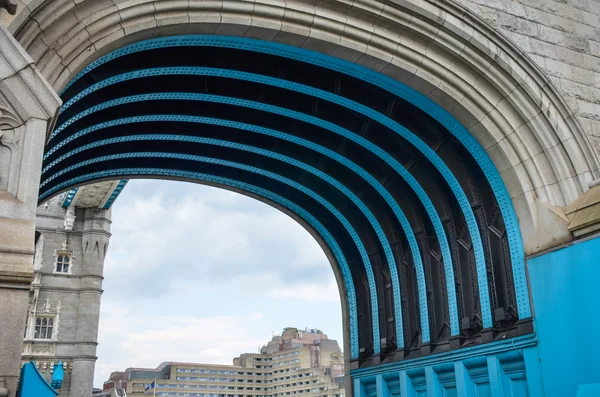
[21, 183, 125, 397]
[106, 328, 345, 397]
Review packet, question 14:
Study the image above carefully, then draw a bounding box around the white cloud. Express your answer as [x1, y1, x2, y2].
[95, 302, 270, 384]
[105, 181, 330, 292]
[268, 280, 341, 303]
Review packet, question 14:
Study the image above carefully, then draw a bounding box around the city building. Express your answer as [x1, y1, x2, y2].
[21, 184, 124, 397]
[104, 327, 345, 397]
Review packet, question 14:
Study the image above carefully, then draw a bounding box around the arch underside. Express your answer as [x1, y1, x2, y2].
[40, 35, 533, 368]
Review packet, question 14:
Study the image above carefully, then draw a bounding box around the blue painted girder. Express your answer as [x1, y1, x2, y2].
[59, 35, 529, 322]
[42, 166, 361, 357]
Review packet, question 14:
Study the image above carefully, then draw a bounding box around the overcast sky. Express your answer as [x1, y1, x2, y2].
[94, 179, 343, 387]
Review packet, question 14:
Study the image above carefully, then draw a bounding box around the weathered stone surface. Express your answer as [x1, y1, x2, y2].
[1, 0, 596, 227]
[565, 184, 600, 238]
[0, 23, 60, 397]
[0, 288, 28, 397]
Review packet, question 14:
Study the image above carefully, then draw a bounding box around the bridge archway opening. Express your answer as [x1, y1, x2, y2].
[91, 179, 347, 388]
[40, 34, 534, 370]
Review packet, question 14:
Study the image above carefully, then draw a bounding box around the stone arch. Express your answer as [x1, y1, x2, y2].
[6, 0, 599, 256]
[4, 0, 600, 376]
[33, 30, 531, 367]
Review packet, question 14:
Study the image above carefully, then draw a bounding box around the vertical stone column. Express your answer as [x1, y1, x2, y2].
[0, 25, 60, 397]
[69, 208, 111, 397]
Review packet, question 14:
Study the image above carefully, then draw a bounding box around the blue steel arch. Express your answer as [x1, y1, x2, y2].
[46, 167, 361, 359]
[51, 94, 463, 337]
[55, 67, 492, 328]
[41, 151, 386, 353]
[44, 141, 403, 353]
[43, 125, 442, 345]
[48, 130, 470, 347]
[59, 35, 529, 321]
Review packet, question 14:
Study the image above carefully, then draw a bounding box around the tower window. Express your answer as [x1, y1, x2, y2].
[34, 317, 54, 339]
[55, 252, 72, 273]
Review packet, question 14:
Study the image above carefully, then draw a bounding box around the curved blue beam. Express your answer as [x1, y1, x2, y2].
[44, 129, 433, 345]
[51, 95, 461, 337]
[51, 167, 360, 358]
[41, 151, 385, 352]
[60, 35, 528, 321]
[43, 137, 408, 349]
[55, 66, 490, 328]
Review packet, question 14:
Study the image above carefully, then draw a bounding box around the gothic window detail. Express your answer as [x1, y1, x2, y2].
[34, 317, 54, 340]
[55, 252, 72, 274]
[24, 299, 61, 342]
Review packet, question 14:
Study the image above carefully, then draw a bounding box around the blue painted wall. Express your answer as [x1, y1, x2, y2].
[17, 362, 58, 397]
[528, 236, 600, 396]
[351, 334, 543, 396]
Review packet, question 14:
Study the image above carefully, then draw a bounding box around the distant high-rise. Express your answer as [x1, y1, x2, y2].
[100, 327, 345, 397]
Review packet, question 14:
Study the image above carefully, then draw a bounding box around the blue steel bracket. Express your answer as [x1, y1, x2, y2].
[60, 187, 78, 207]
[103, 180, 128, 209]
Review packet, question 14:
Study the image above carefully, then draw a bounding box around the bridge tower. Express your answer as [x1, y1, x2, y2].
[1, 0, 600, 396]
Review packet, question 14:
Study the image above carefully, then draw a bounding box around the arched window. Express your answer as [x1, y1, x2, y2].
[55, 252, 72, 273]
[34, 316, 55, 339]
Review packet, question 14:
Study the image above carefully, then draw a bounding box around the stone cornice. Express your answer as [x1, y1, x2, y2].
[0, 269, 33, 285]
[34, 285, 104, 293]
[564, 185, 600, 239]
[40, 272, 104, 281]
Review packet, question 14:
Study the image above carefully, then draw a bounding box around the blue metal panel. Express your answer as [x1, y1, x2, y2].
[454, 361, 475, 397]
[375, 375, 390, 397]
[425, 367, 443, 397]
[44, 118, 448, 347]
[43, 166, 361, 359]
[399, 371, 416, 397]
[577, 385, 600, 397]
[17, 362, 59, 397]
[60, 187, 78, 207]
[58, 34, 530, 322]
[487, 355, 510, 397]
[354, 378, 367, 397]
[50, 361, 64, 390]
[50, 97, 461, 340]
[528, 237, 600, 396]
[522, 347, 545, 397]
[355, 340, 539, 396]
[103, 180, 128, 209]
[42, 148, 391, 354]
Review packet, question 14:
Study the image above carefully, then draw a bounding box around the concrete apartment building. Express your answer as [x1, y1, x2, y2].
[106, 328, 345, 397]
